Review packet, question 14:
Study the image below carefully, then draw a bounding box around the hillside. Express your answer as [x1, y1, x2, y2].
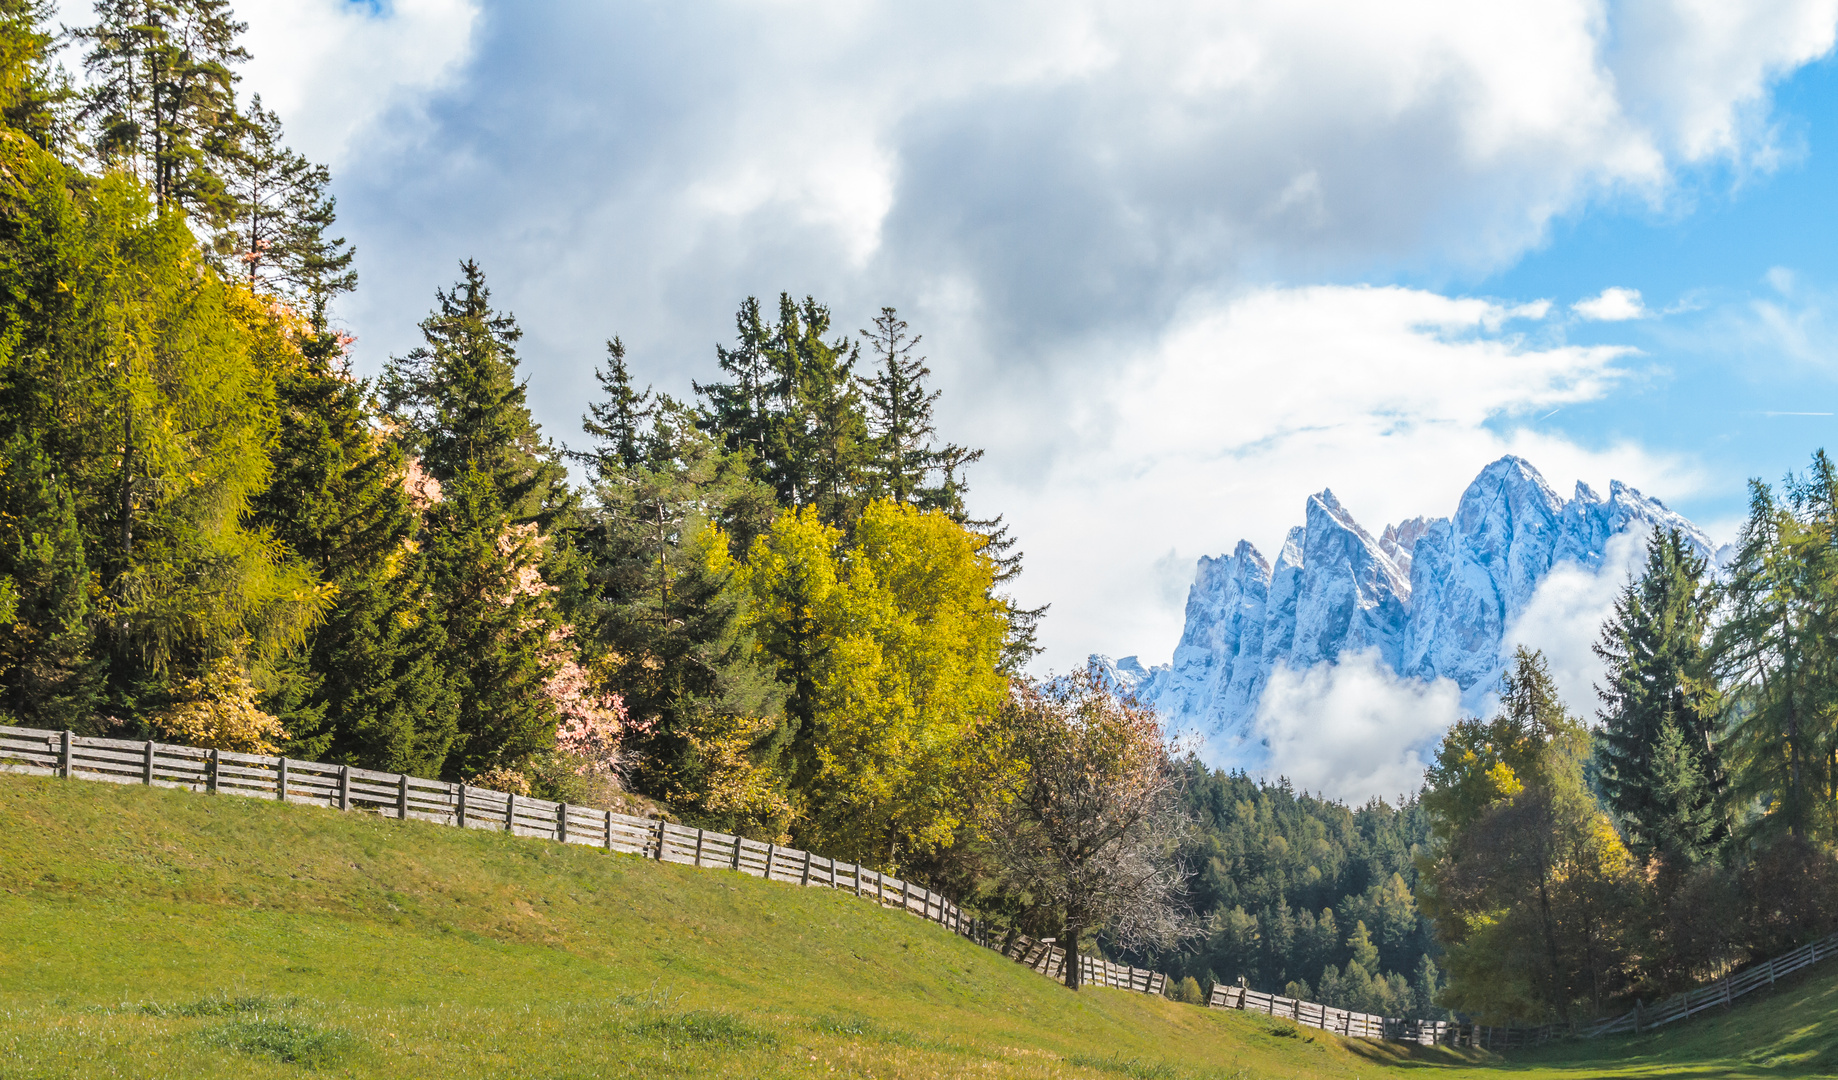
[0, 776, 1832, 1079]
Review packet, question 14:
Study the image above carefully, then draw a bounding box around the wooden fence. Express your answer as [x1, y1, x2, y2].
[0, 726, 1165, 996]
[14, 725, 1834, 1045]
[996, 932, 1168, 995]
[1206, 982, 1556, 1049]
[1208, 920, 1838, 1049]
[1585, 926, 1838, 1036]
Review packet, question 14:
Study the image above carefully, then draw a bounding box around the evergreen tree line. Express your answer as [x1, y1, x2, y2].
[1419, 461, 1838, 1024]
[0, 0, 1040, 872]
[1112, 766, 1449, 1019]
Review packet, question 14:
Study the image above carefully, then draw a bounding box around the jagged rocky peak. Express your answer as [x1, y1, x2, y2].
[1378, 516, 1435, 575]
[1101, 455, 1717, 761]
[1091, 654, 1154, 695]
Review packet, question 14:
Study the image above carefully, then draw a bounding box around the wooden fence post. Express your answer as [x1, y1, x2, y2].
[506, 792, 517, 833]
[730, 833, 741, 869]
[653, 818, 667, 860]
[605, 809, 615, 850]
[398, 774, 409, 820]
[338, 765, 350, 810]
[456, 785, 467, 829]
[801, 849, 812, 885]
[276, 755, 288, 801]
[558, 802, 569, 843]
[693, 828, 705, 868]
[143, 740, 154, 785]
[208, 748, 220, 793]
[59, 730, 70, 778]
[763, 843, 776, 879]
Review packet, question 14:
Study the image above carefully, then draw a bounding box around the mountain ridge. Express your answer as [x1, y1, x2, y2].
[1097, 456, 1713, 762]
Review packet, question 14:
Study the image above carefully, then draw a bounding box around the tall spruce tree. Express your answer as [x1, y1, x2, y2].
[571, 337, 652, 481]
[222, 95, 354, 304]
[696, 293, 869, 529]
[861, 307, 954, 506]
[0, 432, 99, 728]
[1710, 458, 1838, 843]
[695, 296, 775, 468]
[1593, 528, 1725, 862]
[382, 262, 571, 777]
[249, 332, 457, 774]
[576, 394, 785, 827]
[76, 0, 250, 228]
[383, 260, 571, 527]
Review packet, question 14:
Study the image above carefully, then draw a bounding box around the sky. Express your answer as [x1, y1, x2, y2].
[61, 1, 1838, 789]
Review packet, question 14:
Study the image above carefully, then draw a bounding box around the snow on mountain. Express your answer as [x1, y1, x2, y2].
[1117, 456, 1713, 768]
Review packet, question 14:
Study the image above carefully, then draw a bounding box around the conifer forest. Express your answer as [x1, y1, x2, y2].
[2, 0, 1838, 1030]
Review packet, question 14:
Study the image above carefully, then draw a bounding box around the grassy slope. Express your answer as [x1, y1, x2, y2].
[0, 776, 1829, 1079]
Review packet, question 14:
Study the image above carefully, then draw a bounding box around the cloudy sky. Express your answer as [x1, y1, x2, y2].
[70, 0, 1838, 788]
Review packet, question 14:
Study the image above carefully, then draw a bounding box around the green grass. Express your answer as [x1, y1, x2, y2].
[0, 775, 1832, 1078]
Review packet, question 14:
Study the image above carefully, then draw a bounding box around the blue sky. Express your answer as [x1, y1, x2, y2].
[170, 0, 1838, 679]
[1471, 52, 1838, 536]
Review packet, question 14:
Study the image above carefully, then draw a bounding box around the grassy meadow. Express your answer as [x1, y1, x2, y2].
[0, 774, 1832, 1079]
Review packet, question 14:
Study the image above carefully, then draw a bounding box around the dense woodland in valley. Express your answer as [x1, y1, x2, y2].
[2, 0, 1837, 1020]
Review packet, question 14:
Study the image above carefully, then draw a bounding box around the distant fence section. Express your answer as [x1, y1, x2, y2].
[997, 932, 1167, 995]
[1585, 927, 1838, 1036]
[1207, 984, 1554, 1048]
[1208, 915, 1838, 1049]
[0, 726, 1164, 995]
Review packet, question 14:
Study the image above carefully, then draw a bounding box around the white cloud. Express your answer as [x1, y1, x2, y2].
[1250, 651, 1462, 803]
[980, 283, 1702, 669]
[237, 0, 481, 168]
[1573, 287, 1650, 321]
[1500, 530, 1648, 720]
[204, 0, 1838, 388]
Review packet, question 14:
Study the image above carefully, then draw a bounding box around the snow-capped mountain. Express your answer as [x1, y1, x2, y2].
[1097, 456, 1713, 754]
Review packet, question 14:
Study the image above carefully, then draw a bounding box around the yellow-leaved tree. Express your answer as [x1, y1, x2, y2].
[1418, 648, 1642, 1024]
[739, 500, 1010, 868]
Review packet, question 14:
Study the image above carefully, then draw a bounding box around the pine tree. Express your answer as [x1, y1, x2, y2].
[383, 262, 573, 778]
[1710, 463, 1838, 843]
[576, 397, 785, 828]
[861, 307, 943, 504]
[382, 260, 570, 527]
[571, 336, 652, 481]
[76, 0, 250, 228]
[0, 432, 100, 728]
[1412, 953, 1444, 1019]
[424, 466, 561, 777]
[222, 95, 354, 304]
[1593, 528, 1724, 862]
[248, 335, 457, 774]
[697, 293, 869, 528]
[0, 1, 71, 150]
[694, 296, 775, 469]
[774, 294, 868, 527]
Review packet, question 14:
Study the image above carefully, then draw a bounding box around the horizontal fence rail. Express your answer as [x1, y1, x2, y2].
[1585, 927, 1838, 1037]
[0, 726, 1167, 998]
[1209, 982, 1561, 1049]
[1208, 916, 1838, 1050]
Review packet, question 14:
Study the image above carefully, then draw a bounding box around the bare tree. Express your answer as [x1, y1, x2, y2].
[985, 664, 1202, 988]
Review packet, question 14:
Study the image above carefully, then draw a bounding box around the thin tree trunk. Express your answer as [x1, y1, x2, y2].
[1062, 916, 1083, 990]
